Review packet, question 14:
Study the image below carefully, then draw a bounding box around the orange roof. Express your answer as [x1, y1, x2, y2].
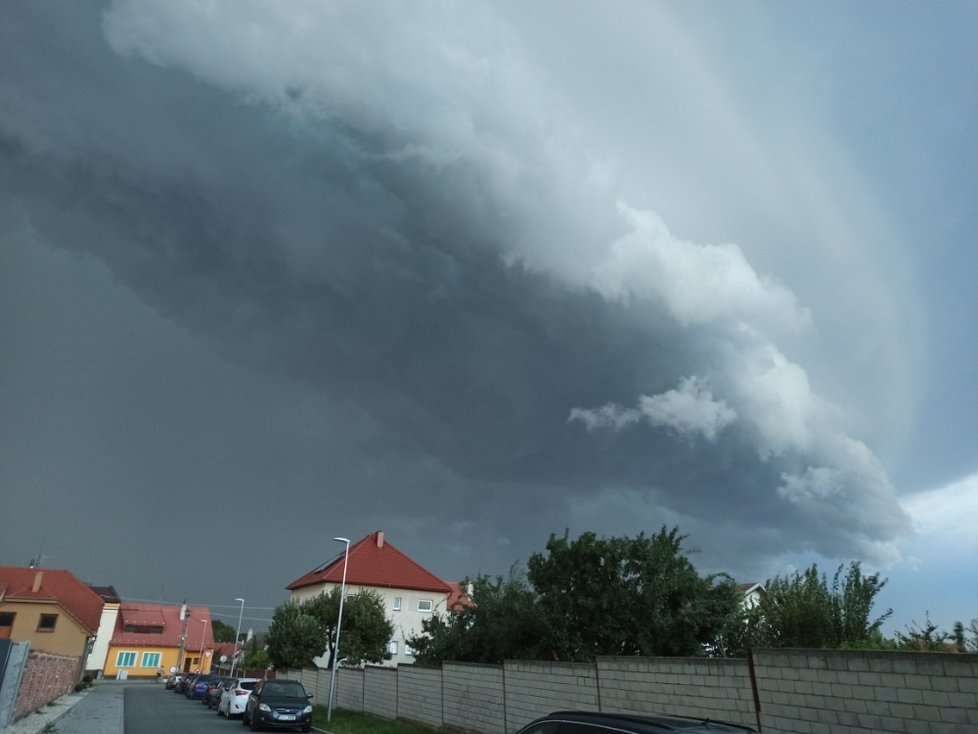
[112, 602, 213, 650]
[0, 567, 104, 635]
[287, 531, 451, 594]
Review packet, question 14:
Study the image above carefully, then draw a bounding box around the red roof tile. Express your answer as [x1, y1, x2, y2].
[287, 531, 451, 594]
[0, 567, 104, 635]
[447, 582, 473, 611]
[111, 602, 213, 651]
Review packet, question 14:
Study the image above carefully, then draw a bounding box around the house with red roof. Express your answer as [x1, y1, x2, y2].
[287, 531, 457, 667]
[0, 567, 105, 681]
[102, 602, 214, 678]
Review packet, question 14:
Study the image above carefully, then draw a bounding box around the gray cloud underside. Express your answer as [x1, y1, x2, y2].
[0, 2, 910, 576]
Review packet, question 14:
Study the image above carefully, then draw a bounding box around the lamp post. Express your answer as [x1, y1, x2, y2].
[230, 598, 245, 677]
[327, 536, 350, 723]
[198, 619, 208, 673]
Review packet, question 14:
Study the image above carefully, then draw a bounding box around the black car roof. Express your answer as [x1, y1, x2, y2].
[540, 711, 756, 733]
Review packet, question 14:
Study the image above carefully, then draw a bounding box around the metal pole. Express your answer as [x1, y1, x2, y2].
[230, 598, 245, 677]
[327, 537, 350, 723]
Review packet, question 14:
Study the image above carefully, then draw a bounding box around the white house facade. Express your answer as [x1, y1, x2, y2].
[286, 531, 460, 667]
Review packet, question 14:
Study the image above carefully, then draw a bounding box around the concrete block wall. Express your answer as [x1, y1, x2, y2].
[504, 661, 599, 732]
[364, 665, 398, 720]
[443, 662, 506, 734]
[755, 649, 978, 734]
[13, 651, 78, 721]
[336, 666, 365, 712]
[597, 656, 756, 728]
[397, 665, 443, 728]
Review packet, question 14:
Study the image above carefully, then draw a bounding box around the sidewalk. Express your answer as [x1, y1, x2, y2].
[4, 682, 124, 734]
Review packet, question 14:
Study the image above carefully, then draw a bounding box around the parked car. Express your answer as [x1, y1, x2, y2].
[165, 673, 184, 690]
[176, 673, 195, 694]
[187, 673, 215, 700]
[514, 711, 757, 734]
[218, 677, 259, 718]
[205, 677, 232, 708]
[242, 678, 313, 732]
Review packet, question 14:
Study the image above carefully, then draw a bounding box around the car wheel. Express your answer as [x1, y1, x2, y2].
[241, 711, 249, 726]
[250, 712, 262, 732]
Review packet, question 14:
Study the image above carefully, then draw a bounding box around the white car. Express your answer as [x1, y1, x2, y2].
[217, 677, 260, 718]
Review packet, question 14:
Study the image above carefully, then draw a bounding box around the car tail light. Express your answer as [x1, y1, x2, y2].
[235, 689, 247, 695]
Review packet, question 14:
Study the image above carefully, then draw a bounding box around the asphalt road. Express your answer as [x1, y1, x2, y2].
[125, 685, 249, 734]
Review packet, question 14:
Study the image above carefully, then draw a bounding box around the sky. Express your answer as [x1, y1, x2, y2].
[1, 1, 976, 637]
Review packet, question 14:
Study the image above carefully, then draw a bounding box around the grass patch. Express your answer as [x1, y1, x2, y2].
[312, 707, 441, 734]
[41, 724, 57, 733]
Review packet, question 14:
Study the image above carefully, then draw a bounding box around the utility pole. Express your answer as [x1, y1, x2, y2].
[176, 602, 189, 673]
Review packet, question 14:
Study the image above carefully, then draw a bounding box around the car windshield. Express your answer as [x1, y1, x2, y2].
[264, 681, 306, 698]
[240, 681, 257, 691]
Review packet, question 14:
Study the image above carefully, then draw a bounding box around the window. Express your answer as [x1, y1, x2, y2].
[141, 652, 161, 668]
[37, 614, 58, 631]
[0, 612, 14, 639]
[116, 651, 137, 667]
[417, 599, 433, 613]
[404, 643, 414, 657]
[392, 596, 402, 611]
[388, 640, 398, 655]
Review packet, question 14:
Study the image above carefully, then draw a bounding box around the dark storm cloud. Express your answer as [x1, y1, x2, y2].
[0, 0, 911, 590]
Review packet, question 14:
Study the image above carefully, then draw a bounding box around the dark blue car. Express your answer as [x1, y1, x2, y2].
[187, 674, 215, 700]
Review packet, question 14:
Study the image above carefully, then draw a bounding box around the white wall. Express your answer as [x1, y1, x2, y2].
[84, 603, 119, 674]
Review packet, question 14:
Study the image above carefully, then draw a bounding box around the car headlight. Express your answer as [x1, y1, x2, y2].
[303, 705, 313, 714]
[259, 703, 271, 712]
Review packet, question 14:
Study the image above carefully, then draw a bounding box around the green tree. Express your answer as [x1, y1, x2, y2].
[266, 601, 322, 669]
[244, 648, 271, 669]
[210, 618, 236, 643]
[527, 528, 739, 661]
[953, 621, 966, 652]
[742, 562, 891, 650]
[302, 588, 394, 667]
[893, 613, 950, 651]
[407, 569, 549, 665]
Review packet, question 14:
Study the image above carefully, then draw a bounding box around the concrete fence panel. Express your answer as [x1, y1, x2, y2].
[397, 665, 443, 728]
[443, 662, 505, 734]
[0, 641, 29, 728]
[364, 665, 398, 720]
[336, 666, 365, 712]
[754, 648, 978, 734]
[504, 661, 599, 732]
[597, 656, 755, 728]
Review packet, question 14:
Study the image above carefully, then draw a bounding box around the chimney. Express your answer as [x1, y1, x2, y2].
[376, 531, 385, 549]
[32, 571, 44, 592]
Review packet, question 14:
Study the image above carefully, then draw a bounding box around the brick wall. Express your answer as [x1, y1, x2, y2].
[13, 651, 79, 721]
[443, 662, 505, 734]
[505, 661, 599, 732]
[597, 656, 756, 728]
[397, 665, 443, 728]
[755, 649, 978, 733]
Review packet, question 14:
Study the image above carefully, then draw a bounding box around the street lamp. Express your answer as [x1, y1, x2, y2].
[230, 598, 245, 677]
[327, 536, 350, 723]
